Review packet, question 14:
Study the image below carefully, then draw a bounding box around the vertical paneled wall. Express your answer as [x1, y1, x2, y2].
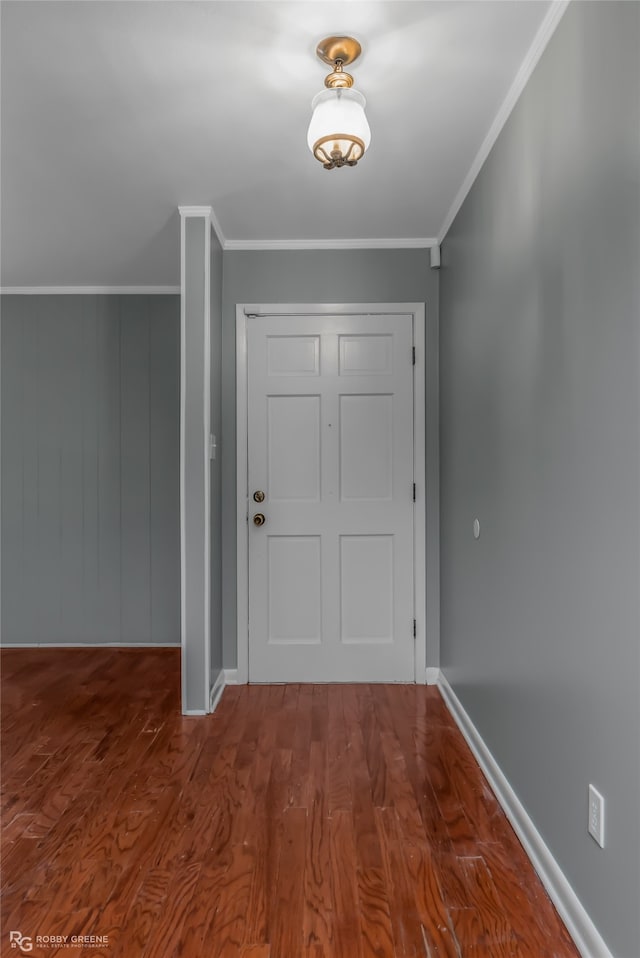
[1, 294, 180, 645]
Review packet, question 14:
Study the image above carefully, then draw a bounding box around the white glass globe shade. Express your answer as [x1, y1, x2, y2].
[307, 88, 371, 166]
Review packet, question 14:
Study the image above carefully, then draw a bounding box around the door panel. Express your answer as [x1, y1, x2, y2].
[339, 394, 393, 500]
[268, 395, 321, 500]
[340, 535, 394, 643]
[339, 334, 393, 375]
[267, 536, 322, 644]
[247, 312, 414, 682]
[267, 335, 320, 377]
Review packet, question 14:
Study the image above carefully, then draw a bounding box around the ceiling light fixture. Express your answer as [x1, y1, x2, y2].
[307, 36, 371, 170]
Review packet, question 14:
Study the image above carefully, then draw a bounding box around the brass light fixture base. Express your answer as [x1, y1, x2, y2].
[316, 36, 362, 68]
[316, 37, 362, 89]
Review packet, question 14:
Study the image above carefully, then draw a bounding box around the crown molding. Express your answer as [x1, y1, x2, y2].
[209, 206, 226, 249]
[0, 286, 180, 295]
[223, 237, 438, 251]
[437, 0, 571, 243]
[178, 204, 226, 249]
[178, 205, 212, 218]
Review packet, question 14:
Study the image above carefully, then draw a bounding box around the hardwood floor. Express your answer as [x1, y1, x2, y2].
[1, 649, 579, 958]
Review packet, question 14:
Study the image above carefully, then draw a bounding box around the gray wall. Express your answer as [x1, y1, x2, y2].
[221, 248, 440, 669]
[210, 229, 223, 679]
[439, 4, 640, 956]
[1, 294, 180, 646]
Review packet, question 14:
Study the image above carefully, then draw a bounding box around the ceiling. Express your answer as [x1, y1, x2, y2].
[1, 1, 561, 288]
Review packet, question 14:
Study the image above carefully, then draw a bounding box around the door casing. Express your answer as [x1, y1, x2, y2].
[236, 302, 427, 684]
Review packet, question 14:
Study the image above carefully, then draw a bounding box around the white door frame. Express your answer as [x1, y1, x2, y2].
[236, 303, 426, 685]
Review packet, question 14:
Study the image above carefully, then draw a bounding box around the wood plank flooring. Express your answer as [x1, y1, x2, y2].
[1, 649, 580, 958]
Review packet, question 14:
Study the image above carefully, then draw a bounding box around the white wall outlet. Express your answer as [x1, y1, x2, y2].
[588, 784, 605, 847]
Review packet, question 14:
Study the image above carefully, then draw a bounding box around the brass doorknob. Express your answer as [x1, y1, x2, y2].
[253, 513, 266, 526]
[253, 490, 265, 503]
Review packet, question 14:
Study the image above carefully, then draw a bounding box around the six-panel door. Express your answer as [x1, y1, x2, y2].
[247, 313, 415, 682]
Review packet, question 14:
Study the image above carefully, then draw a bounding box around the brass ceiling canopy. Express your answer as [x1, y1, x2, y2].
[315, 36, 362, 66]
[316, 36, 362, 89]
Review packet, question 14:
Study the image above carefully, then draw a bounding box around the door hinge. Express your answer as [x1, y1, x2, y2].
[413, 483, 416, 502]
[412, 346, 416, 365]
[413, 619, 417, 638]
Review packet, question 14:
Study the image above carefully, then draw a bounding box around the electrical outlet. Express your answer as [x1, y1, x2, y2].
[588, 784, 605, 848]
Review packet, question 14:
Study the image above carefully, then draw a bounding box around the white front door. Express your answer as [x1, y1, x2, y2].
[246, 311, 416, 682]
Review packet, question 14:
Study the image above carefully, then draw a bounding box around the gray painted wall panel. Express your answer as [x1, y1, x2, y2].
[1, 294, 180, 646]
[120, 300, 152, 642]
[96, 299, 122, 643]
[1, 310, 24, 641]
[58, 300, 85, 644]
[37, 303, 66, 640]
[19, 314, 38, 643]
[149, 303, 180, 645]
[221, 249, 440, 669]
[439, 4, 640, 955]
[80, 306, 100, 640]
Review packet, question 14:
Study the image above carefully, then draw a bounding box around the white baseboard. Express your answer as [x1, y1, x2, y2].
[209, 669, 226, 713]
[425, 667, 440, 685]
[437, 672, 613, 958]
[0, 642, 180, 649]
[182, 709, 207, 716]
[0, 286, 180, 295]
[223, 669, 240, 684]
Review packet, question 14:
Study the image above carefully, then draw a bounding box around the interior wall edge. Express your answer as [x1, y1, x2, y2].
[209, 667, 225, 713]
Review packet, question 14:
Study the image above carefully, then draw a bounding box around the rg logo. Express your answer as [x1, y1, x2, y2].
[9, 932, 33, 952]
